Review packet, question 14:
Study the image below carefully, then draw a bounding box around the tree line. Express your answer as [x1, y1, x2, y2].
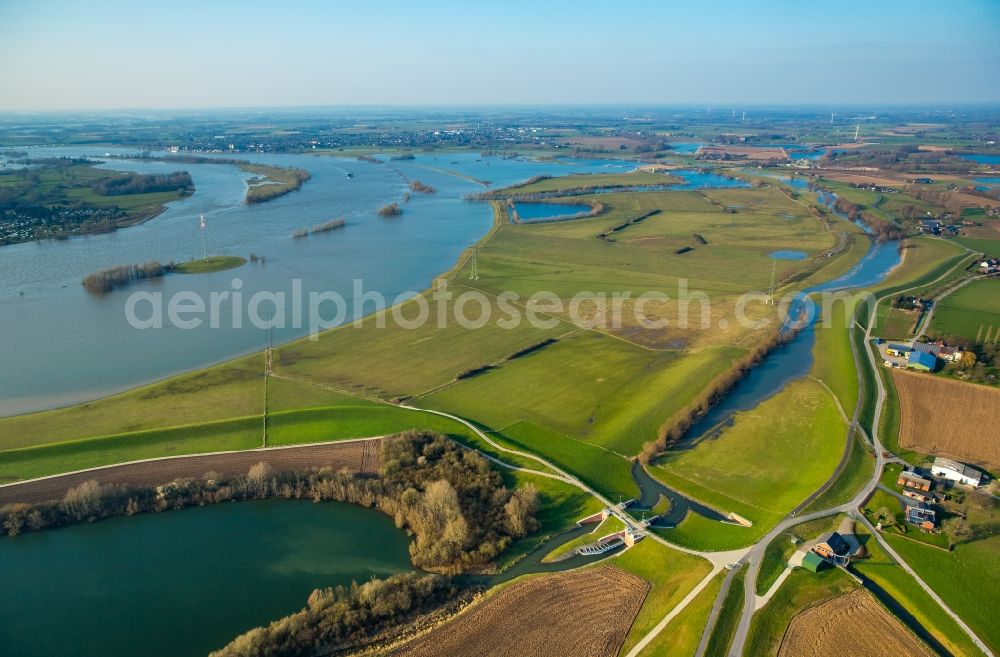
[81, 260, 174, 293]
[639, 327, 793, 463]
[211, 572, 459, 657]
[91, 171, 193, 196]
[833, 198, 907, 242]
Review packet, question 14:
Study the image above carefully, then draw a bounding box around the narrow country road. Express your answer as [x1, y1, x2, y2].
[727, 252, 993, 657]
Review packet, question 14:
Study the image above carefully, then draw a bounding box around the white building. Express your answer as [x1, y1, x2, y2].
[931, 457, 983, 487]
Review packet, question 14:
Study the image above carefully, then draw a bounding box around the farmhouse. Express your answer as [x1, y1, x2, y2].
[907, 350, 937, 372]
[931, 457, 983, 487]
[886, 344, 913, 357]
[897, 471, 931, 492]
[813, 531, 850, 559]
[903, 489, 936, 504]
[906, 505, 937, 529]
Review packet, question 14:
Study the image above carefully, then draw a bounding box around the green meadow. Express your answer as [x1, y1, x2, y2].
[929, 278, 1000, 342]
[652, 378, 847, 549]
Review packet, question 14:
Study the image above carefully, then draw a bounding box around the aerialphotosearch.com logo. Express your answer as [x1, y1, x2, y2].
[123, 277, 866, 337]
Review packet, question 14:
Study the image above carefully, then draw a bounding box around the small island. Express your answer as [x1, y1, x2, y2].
[82, 256, 246, 293]
[173, 255, 247, 274]
[292, 218, 346, 238]
[377, 202, 403, 217]
[409, 180, 436, 194]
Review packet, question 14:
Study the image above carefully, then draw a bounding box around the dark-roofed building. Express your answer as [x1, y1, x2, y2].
[887, 344, 912, 357]
[906, 505, 937, 528]
[813, 531, 850, 559]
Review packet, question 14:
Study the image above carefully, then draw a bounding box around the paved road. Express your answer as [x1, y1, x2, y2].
[727, 255, 994, 657]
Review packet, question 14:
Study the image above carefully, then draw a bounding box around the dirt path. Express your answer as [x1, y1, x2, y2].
[0, 438, 379, 506]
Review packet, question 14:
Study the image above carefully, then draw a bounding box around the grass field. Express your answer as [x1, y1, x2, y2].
[811, 295, 860, 415]
[652, 378, 846, 549]
[0, 356, 265, 450]
[703, 568, 745, 657]
[881, 509, 1000, 654]
[173, 255, 247, 274]
[801, 431, 875, 513]
[420, 331, 743, 455]
[608, 539, 713, 656]
[929, 278, 1000, 343]
[638, 570, 726, 657]
[489, 421, 638, 500]
[954, 236, 1000, 257]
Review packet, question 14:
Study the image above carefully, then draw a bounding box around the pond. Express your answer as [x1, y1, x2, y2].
[514, 201, 592, 222]
[0, 500, 413, 657]
[770, 250, 808, 260]
[959, 153, 1000, 166]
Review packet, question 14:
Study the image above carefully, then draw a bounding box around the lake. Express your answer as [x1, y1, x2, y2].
[0, 500, 412, 657]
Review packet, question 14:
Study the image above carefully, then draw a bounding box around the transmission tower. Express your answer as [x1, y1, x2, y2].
[766, 259, 777, 305]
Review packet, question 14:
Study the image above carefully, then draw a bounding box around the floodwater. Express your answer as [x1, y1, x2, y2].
[0, 149, 637, 416]
[0, 500, 412, 657]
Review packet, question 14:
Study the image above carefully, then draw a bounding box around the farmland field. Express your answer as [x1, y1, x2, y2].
[0, 439, 378, 506]
[745, 567, 857, 657]
[777, 590, 933, 657]
[891, 368, 1000, 469]
[929, 278, 1000, 343]
[389, 566, 649, 657]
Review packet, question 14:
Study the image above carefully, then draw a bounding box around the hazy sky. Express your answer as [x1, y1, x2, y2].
[1, 0, 998, 110]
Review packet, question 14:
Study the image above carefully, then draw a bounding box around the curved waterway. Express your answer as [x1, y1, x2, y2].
[0, 500, 413, 657]
[645, 189, 902, 527]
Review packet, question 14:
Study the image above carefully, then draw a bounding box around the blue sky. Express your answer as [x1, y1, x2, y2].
[1, 0, 998, 109]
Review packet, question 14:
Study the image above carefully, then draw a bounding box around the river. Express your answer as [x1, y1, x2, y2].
[0, 499, 412, 657]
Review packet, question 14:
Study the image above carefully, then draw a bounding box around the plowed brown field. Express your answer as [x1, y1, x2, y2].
[0, 439, 379, 505]
[778, 590, 933, 657]
[892, 369, 1000, 469]
[390, 565, 649, 657]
